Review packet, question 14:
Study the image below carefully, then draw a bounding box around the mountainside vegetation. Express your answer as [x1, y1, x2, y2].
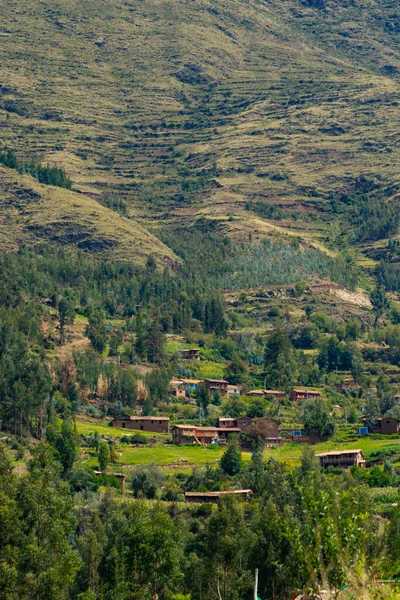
[3, 1, 400, 599]
[0, 0, 399, 265]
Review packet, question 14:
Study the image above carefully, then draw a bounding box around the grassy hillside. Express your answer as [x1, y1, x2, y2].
[0, 0, 399, 263]
[0, 165, 179, 265]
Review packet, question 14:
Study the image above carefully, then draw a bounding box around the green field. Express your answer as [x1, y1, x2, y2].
[76, 417, 168, 439]
[264, 438, 400, 467]
[76, 418, 400, 470]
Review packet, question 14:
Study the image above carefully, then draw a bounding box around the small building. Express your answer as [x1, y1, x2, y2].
[227, 384, 241, 396]
[234, 416, 253, 432]
[111, 416, 170, 433]
[171, 424, 240, 445]
[247, 389, 266, 398]
[375, 417, 399, 435]
[185, 489, 253, 504]
[169, 379, 186, 398]
[218, 416, 280, 439]
[316, 449, 366, 469]
[290, 388, 322, 401]
[204, 378, 229, 397]
[180, 348, 201, 361]
[218, 417, 235, 428]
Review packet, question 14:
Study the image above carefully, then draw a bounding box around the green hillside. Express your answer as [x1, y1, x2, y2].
[0, 0, 399, 255]
[0, 165, 179, 265]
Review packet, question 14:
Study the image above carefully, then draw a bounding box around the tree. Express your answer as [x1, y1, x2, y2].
[108, 328, 123, 357]
[196, 382, 210, 416]
[301, 398, 334, 439]
[135, 312, 147, 359]
[53, 419, 77, 476]
[264, 325, 297, 389]
[131, 462, 166, 499]
[224, 352, 248, 385]
[98, 441, 110, 472]
[58, 296, 75, 345]
[15, 443, 81, 599]
[371, 286, 388, 326]
[247, 398, 265, 418]
[146, 322, 166, 364]
[220, 436, 242, 476]
[86, 309, 107, 354]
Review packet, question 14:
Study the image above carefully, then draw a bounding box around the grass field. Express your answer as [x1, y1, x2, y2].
[76, 417, 400, 470]
[76, 417, 167, 439]
[264, 438, 400, 467]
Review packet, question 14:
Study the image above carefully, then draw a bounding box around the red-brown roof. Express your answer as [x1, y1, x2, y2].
[123, 416, 169, 421]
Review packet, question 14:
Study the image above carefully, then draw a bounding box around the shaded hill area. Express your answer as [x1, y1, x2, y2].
[0, 166, 179, 266]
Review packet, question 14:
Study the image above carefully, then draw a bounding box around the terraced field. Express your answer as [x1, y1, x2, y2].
[1, 0, 400, 259]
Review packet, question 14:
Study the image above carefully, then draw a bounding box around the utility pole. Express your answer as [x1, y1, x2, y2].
[254, 568, 259, 600]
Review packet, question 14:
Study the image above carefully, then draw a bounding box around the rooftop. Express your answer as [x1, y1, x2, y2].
[122, 416, 170, 421]
[316, 449, 363, 457]
[204, 378, 229, 384]
[292, 388, 321, 394]
[185, 490, 253, 497]
[172, 424, 241, 432]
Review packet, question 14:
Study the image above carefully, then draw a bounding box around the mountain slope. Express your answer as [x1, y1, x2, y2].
[0, 0, 399, 255]
[0, 166, 179, 265]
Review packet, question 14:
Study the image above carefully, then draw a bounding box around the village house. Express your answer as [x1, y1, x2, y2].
[316, 449, 366, 469]
[290, 388, 321, 401]
[218, 417, 235, 428]
[246, 389, 266, 398]
[366, 416, 400, 435]
[171, 424, 240, 445]
[227, 384, 241, 396]
[204, 378, 229, 397]
[169, 379, 186, 398]
[247, 389, 285, 399]
[180, 348, 201, 361]
[111, 416, 170, 433]
[218, 416, 281, 439]
[185, 489, 253, 504]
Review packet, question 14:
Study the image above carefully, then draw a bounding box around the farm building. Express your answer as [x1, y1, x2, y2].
[218, 416, 280, 439]
[369, 417, 400, 435]
[204, 378, 229, 397]
[111, 416, 170, 433]
[290, 388, 321, 401]
[218, 417, 236, 428]
[227, 384, 242, 396]
[185, 489, 253, 504]
[247, 389, 285, 399]
[316, 449, 366, 469]
[169, 379, 186, 398]
[180, 348, 201, 361]
[171, 424, 240, 445]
